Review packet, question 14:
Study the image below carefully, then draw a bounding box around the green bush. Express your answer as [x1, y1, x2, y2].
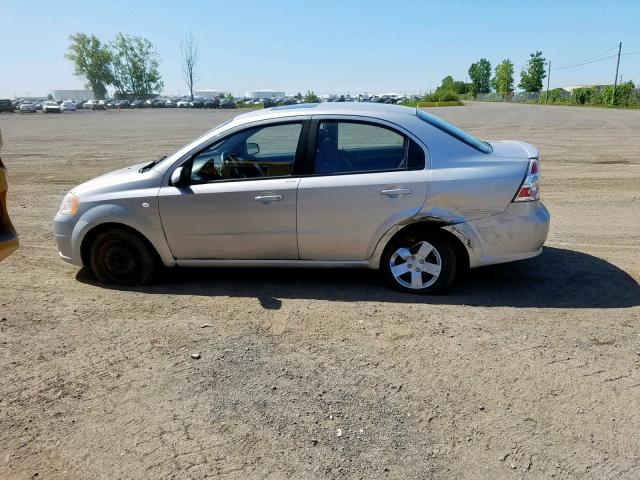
[571, 87, 593, 105]
[603, 81, 636, 107]
[539, 88, 571, 104]
[437, 90, 459, 102]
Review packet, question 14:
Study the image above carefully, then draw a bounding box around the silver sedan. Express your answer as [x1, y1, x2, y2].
[54, 103, 549, 293]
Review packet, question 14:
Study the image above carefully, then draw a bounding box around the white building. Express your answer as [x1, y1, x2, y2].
[246, 89, 285, 99]
[51, 89, 93, 101]
[194, 89, 225, 99]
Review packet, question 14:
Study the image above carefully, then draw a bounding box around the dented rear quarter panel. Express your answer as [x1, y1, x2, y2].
[409, 119, 532, 223]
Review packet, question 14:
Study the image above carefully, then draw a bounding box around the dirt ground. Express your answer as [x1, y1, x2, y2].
[0, 102, 639, 479]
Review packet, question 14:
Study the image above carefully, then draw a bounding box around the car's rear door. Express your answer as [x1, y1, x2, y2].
[297, 117, 429, 261]
[158, 120, 309, 260]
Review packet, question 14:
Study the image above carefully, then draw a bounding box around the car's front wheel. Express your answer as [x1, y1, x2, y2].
[381, 230, 457, 294]
[89, 228, 158, 286]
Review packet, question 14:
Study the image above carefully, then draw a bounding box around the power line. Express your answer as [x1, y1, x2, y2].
[553, 54, 618, 70]
[555, 45, 619, 68]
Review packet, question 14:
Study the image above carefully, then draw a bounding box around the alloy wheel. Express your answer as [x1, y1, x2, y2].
[389, 240, 442, 289]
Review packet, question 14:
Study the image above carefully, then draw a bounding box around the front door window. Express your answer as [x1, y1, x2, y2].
[190, 122, 303, 183]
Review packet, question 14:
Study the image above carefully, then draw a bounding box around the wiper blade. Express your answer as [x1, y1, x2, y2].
[139, 155, 167, 173]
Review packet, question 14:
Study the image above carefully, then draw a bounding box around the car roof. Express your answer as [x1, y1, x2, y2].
[231, 102, 419, 124]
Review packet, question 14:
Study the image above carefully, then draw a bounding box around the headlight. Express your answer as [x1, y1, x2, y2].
[59, 193, 79, 216]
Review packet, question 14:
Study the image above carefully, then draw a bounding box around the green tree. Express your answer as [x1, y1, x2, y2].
[304, 90, 319, 103]
[519, 51, 546, 92]
[468, 59, 492, 94]
[435, 75, 470, 98]
[492, 59, 515, 95]
[440, 75, 455, 90]
[110, 33, 163, 98]
[65, 33, 113, 100]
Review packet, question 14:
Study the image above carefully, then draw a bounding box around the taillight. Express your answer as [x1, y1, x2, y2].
[513, 159, 541, 202]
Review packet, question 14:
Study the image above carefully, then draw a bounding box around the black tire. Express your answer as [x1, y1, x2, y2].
[89, 228, 158, 286]
[381, 230, 457, 294]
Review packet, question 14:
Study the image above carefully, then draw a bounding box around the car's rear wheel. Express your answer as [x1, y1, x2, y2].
[89, 228, 158, 285]
[381, 230, 457, 294]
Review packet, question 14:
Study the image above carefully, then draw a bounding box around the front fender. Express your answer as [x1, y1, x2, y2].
[71, 202, 175, 267]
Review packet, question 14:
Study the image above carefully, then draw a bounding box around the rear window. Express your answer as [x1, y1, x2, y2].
[417, 111, 492, 154]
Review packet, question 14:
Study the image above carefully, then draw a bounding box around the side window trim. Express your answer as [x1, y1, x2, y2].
[178, 119, 311, 185]
[304, 118, 424, 177]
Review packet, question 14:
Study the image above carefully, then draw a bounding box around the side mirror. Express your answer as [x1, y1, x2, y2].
[170, 166, 184, 186]
[246, 142, 260, 156]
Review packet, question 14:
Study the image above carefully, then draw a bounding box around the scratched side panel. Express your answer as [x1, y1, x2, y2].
[403, 118, 530, 223]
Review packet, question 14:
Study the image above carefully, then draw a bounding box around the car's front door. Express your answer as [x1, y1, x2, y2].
[297, 118, 429, 260]
[158, 121, 307, 259]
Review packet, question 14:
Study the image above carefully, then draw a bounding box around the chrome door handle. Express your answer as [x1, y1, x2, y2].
[254, 194, 283, 202]
[381, 188, 412, 197]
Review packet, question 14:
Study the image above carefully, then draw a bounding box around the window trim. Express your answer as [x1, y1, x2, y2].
[178, 120, 310, 186]
[416, 110, 492, 154]
[304, 118, 425, 177]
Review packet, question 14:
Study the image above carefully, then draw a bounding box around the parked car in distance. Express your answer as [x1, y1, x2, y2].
[60, 101, 77, 112]
[0, 99, 14, 113]
[190, 99, 205, 109]
[203, 98, 219, 109]
[53, 103, 549, 293]
[164, 99, 177, 108]
[176, 99, 190, 108]
[0, 157, 19, 262]
[219, 98, 235, 108]
[131, 100, 145, 109]
[116, 100, 131, 109]
[83, 100, 95, 109]
[92, 101, 106, 111]
[42, 101, 62, 113]
[19, 102, 36, 113]
[74, 101, 86, 110]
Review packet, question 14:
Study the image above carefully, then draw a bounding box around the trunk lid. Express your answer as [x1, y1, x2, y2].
[488, 140, 539, 159]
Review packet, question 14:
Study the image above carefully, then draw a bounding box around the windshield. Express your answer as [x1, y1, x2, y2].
[417, 110, 492, 154]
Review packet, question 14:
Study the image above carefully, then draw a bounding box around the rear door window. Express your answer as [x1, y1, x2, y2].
[313, 121, 423, 174]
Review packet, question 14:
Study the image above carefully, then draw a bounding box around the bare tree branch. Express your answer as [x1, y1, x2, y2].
[181, 33, 199, 100]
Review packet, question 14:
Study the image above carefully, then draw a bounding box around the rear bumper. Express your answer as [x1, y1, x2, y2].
[444, 201, 550, 268]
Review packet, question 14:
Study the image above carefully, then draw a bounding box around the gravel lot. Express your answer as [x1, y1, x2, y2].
[0, 103, 639, 479]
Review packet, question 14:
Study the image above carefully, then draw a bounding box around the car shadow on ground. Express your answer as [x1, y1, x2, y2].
[76, 247, 640, 309]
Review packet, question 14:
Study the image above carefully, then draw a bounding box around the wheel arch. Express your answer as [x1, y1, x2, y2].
[377, 221, 470, 273]
[80, 222, 164, 268]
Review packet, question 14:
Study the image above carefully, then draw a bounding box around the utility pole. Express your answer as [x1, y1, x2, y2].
[612, 41, 622, 105]
[545, 60, 551, 103]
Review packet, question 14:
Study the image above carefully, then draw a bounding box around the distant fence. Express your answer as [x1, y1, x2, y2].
[471, 87, 640, 108]
[475, 92, 541, 102]
[400, 100, 463, 108]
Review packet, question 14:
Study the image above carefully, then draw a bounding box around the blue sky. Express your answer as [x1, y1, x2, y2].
[1, 0, 639, 98]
